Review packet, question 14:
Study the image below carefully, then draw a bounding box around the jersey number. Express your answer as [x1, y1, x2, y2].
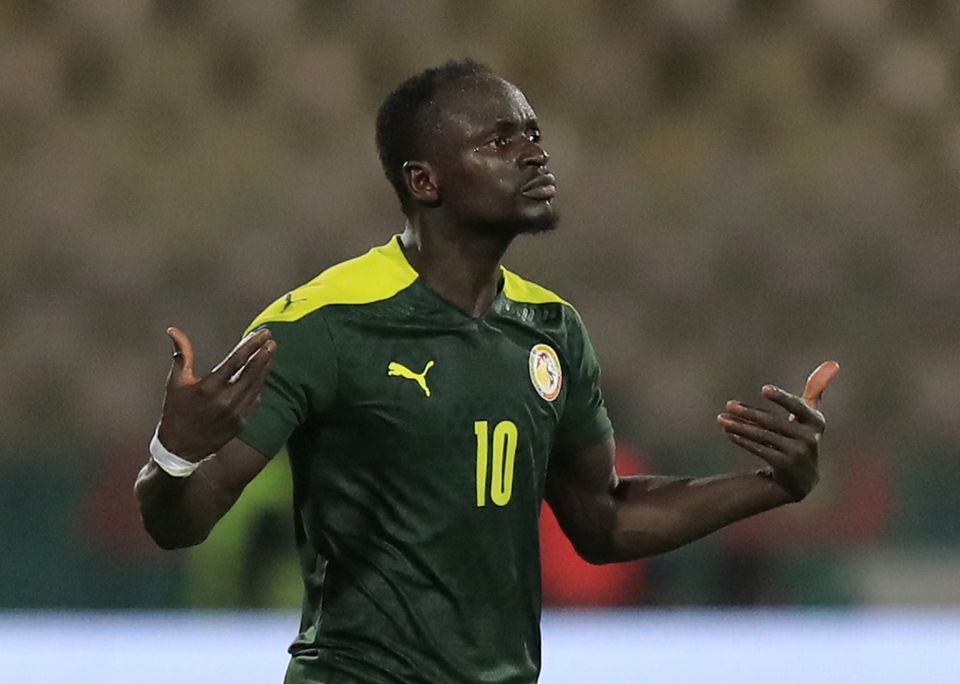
[474, 420, 518, 507]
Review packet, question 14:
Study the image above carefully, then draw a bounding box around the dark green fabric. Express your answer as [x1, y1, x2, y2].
[240, 275, 612, 684]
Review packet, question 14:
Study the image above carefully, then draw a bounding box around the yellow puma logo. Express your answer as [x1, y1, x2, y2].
[387, 360, 435, 397]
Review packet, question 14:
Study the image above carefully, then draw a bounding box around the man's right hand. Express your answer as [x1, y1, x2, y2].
[156, 327, 276, 462]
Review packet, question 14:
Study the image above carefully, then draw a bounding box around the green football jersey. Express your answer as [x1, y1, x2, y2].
[240, 235, 613, 684]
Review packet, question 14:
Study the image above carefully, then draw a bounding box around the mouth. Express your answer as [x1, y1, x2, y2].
[520, 173, 557, 201]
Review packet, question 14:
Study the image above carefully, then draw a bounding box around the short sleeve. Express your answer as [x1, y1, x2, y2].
[554, 311, 614, 454]
[238, 312, 338, 458]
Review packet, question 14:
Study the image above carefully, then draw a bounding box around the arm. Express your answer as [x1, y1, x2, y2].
[135, 438, 268, 549]
[135, 327, 276, 549]
[545, 361, 840, 564]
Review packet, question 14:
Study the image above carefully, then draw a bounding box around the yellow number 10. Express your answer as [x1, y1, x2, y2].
[474, 420, 519, 507]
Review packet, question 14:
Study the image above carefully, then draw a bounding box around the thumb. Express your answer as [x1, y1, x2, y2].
[802, 360, 840, 409]
[166, 326, 197, 387]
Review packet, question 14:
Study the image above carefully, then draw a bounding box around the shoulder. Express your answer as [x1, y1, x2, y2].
[501, 268, 595, 361]
[501, 267, 591, 349]
[245, 236, 418, 334]
[501, 267, 575, 310]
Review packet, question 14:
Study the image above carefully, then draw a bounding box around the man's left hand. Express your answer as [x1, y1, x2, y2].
[717, 361, 840, 501]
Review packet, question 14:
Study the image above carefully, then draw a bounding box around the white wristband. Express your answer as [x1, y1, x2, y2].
[149, 428, 210, 478]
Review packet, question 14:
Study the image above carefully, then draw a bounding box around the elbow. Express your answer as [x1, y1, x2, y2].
[134, 481, 208, 550]
[579, 549, 617, 566]
[147, 530, 183, 551]
[152, 535, 181, 551]
[555, 507, 626, 564]
[568, 534, 622, 565]
[157, 536, 202, 551]
[571, 529, 678, 564]
[140, 515, 208, 550]
[151, 526, 204, 550]
[576, 545, 646, 566]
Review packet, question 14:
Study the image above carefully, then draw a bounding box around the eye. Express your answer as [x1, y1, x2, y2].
[528, 129, 542, 143]
[489, 135, 512, 149]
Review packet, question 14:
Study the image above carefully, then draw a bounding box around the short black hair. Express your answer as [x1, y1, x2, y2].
[375, 59, 492, 215]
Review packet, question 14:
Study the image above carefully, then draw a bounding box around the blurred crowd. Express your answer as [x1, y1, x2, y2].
[1, 0, 958, 609]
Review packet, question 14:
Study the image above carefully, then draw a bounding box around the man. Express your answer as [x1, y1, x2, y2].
[136, 60, 839, 683]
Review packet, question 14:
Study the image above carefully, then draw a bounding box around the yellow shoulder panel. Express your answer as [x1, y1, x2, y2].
[245, 236, 418, 333]
[501, 267, 572, 308]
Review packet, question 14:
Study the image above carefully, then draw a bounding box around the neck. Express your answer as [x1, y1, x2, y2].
[400, 218, 513, 317]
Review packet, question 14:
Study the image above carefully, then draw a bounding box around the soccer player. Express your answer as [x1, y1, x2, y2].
[136, 60, 839, 683]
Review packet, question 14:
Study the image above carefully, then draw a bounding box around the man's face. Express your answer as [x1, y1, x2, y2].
[425, 76, 557, 236]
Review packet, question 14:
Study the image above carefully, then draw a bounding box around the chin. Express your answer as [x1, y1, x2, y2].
[518, 207, 559, 235]
[518, 218, 558, 236]
[470, 208, 559, 238]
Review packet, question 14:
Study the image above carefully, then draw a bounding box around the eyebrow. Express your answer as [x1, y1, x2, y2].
[489, 116, 540, 134]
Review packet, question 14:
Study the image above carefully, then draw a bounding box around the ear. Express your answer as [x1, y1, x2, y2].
[402, 161, 440, 207]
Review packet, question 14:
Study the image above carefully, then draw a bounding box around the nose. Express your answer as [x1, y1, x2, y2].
[522, 140, 550, 167]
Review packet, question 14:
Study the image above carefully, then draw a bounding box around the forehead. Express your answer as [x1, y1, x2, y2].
[431, 76, 536, 137]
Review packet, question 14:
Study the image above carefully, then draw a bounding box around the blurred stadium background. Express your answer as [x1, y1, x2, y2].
[1, 0, 959, 681]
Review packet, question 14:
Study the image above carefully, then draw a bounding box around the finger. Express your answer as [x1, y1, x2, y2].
[723, 401, 809, 440]
[727, 400, 770, 415]
[235, 389, 264, 420]
[725, 433, 789, 471]
[762, 385, 825, 430]
[166, 327, 197, 386]
[234, 370, 270, 417]
[211, 328, 272, 383]
[802, 360, 840, 409]
[717, 413, 797, 453]
[230, 339, 275, 390]
[724, 400, 774, 421]
[234, 342, 275, 415]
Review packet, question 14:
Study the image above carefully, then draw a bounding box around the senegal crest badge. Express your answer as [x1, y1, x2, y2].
[529, 343, 562, 402]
